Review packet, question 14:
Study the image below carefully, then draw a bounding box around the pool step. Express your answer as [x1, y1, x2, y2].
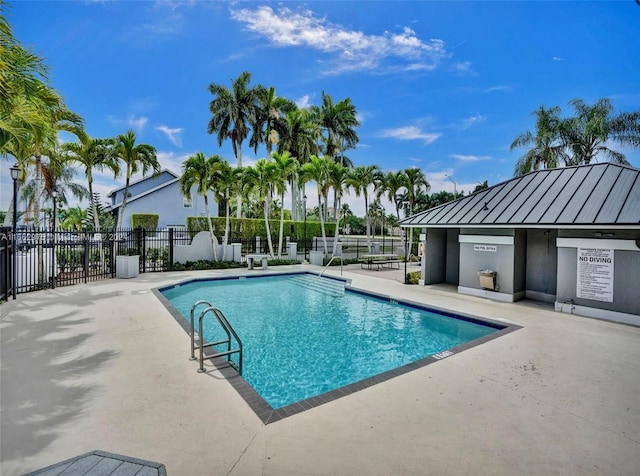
[289, 274, 345, 297]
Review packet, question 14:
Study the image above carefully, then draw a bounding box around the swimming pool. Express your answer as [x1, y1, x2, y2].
[157, 272, 514, 422]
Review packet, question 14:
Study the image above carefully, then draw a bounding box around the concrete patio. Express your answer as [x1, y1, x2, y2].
[2, 264, 639, 475]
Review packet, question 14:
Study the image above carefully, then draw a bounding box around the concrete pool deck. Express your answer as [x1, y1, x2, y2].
[2, 264, 639, 475]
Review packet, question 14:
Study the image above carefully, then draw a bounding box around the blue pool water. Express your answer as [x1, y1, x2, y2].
[161, 273, 499, 409]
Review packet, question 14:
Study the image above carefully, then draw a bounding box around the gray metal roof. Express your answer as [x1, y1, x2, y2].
[400, 163, 640, 229]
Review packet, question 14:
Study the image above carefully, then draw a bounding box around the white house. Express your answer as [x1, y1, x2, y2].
[108, 170, 218, 229]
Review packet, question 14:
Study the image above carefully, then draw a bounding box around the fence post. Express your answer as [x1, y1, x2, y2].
[84, 231, 89, 284]
[142, 228, 147, 274]
[168, 228, 174, 271]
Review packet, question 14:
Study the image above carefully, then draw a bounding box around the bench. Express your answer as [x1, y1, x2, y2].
[246, 254, 269, 270]
[359, 254, 400, 271]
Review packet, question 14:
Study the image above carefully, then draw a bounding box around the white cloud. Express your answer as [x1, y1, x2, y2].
[296, 94, 312, 109]
[156, 125, 183, 147]
[449, 154, 491, 162]
[460, 114, 486, 129]
[452, 61, 475, 75]
[156, 150, 192, 175]
[379, 126, 441, 145]
[553, 56, 564, 61]
[108, 114, 148, 132]
[230, 6, 449, 75]
[483, 85, 512, 93]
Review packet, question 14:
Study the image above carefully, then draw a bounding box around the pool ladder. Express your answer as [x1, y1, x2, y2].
[189, 300, 243, 375]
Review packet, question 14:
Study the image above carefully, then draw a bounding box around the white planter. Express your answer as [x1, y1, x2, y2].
[309, 250, 325, 266]
[116, 255, 139, 279]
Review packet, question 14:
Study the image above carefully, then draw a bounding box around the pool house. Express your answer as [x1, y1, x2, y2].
[400, 163, 640, 326]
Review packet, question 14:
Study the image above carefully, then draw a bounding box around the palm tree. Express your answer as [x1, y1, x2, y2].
[271, 151, 299, 258]
[380, 170, 409, 220]
[59, 206, 86, 230]
[300, 156, 333, 254]
[404, 167, 429, 254]
[346, 164, 382, 252]
[208, 71, 264, 218]
[328, 161, 349, 256]
[511, 106, 569, 176]
[311, 91, 360, 163]
[113, 129, 159, 230]
[279, 107, 321, 221]
[179, 152, 224, 260]
[243, 159, 280, 257]
[561, 98, 639, 165]
[210, 160, 241, 260]
[63, 133, 119, 232]
[311, 92, 360, 219]
[250, 86, 295, 157]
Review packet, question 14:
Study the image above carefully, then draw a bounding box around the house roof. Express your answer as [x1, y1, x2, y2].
[107, 169, 178, 197]
[400, 163, 640, 229]
[109, 176, 180, 210]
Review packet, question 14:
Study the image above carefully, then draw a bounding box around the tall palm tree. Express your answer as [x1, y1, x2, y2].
[210, 160, 241, 260]
[63, 133, 119, 232]
[404, 167, 429, 254]
[561, 98, 639, 165]
[279, 107, 321, 221]
[243, 159, 280, 257]
[250, 86, 295, 157]
[179, 152, 224, 260]
[311, 91, 360, 163]
[271, 151, 299, 258]
[300, 155, 333, 254]
[113, 129, 159, 230]
[380, 170, 409, 220]
[511, 106, 569, 176]
[208, 71, 264, 218]
[328, 161, 349, 256]
[311, 92, 360, 219]
[346, 164, 382, 252]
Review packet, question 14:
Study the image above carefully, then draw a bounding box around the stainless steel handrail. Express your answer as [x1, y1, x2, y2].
[317, 255, 343, 280]
[197, 306, 243, 375]
[190, 300, 212, 361]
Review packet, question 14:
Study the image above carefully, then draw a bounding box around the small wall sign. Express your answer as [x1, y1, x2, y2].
[474, 244, 497, 252]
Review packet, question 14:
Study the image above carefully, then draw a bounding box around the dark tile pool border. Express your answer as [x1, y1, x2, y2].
[152, 271, 521, 425]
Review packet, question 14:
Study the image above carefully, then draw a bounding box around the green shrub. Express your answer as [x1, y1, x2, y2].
[406, 271, 421, 284]
[186, 216, 336, 242]
[322, 257, 360, 266]
[131, 213, 159, 232]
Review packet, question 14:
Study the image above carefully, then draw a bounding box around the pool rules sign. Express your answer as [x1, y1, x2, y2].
[577, 248, 614, 302]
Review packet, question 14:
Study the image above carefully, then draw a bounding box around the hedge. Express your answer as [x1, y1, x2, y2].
[186, 216, 336, 242]
[131, 213, 159, 231]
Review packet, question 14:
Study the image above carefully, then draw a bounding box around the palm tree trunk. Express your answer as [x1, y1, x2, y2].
[264, 202, 275, 258]
[222, 196, 231, 261]
[116, 168, 132, 230]
[332, 197, 341, 256]
[236, 144, 243, 218]
[364, 194, 371, 252]
[204, 196, 218, 262]
[277, 192, 285, 258]
[318, 190, 328, 254]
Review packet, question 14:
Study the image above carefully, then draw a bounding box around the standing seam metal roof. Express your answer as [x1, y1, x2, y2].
[400, 163, 640, 228]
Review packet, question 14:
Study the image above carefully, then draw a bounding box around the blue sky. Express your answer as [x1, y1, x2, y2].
[2, 0, 640, 217]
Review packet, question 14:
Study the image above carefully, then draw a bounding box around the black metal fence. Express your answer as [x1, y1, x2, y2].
[0, 227, 410, 300]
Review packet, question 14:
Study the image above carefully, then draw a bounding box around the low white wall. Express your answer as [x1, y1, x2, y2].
[173, 231, 235, 263]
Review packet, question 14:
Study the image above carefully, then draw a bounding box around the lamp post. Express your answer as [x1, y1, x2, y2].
[10, 164, 20, 299]
[303, 194, 308, 262]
